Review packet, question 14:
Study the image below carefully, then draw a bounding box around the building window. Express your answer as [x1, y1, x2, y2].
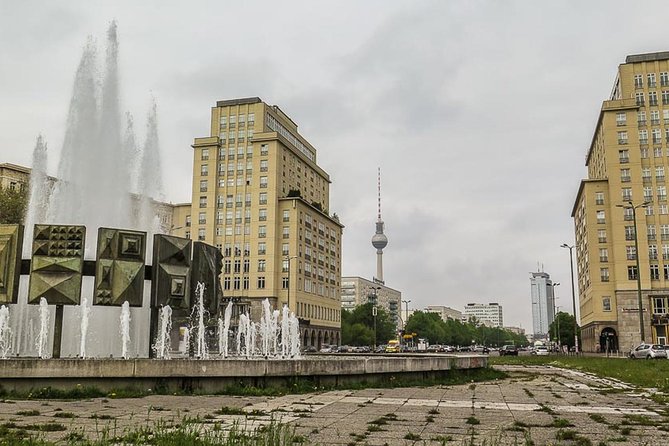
[599, 248, 608, 262]
[199, 196, 207, 208]
[282, 227, 289, 239]
[258, 242, 266, 255]
[652, 110, 661, 124]
[600, 267, 609, 282]
[258, 259, 266, 272]
[260, 160, 268, 172]
[259, 209, 267, 221]
[621, 168, 631, 182]
[635, 74, 643, 89]
[654, 128, 662, 144]
[198, 212, 206, 224]
[628, 265, 638, 280]
[650, 91, 658, 106]
[636, 92, 645, 106]
[260, 176, 268, 188]
[650, 244, 658, 260]
[198, 229, 205, 241]
[282, 277, 289, 289]
[618, 149, 629, 163]
[257, 276, 265, 289]
[595, 192, 604, 205]
[259, 193, 267, 205]
[201, 164, 208, 176]
[651, 264, 660, 280]
[622, 188, 632, 201]
[200, 180, 208, 192]
[185, 215, 191, 227]
[626, 245, 637, 260]
[234, 260, 241, 274]
[282, 243, 289, 256]
[640, 129, 648, 145]
[258, 225, 266, 238]
[649, 225, 657, 241]
[644, 186, 653, 201]
[665, 265, 669, 280]
[617, 131, 628, 144]
[602, 297, 611, 312]
[201, 149, 209, 160]
[641, 147, 649, 159]
[261, 144, 269, 156]
[659, 185, 667, 201]
[224, 277, 231, 290]
[597, 210, 606, 224]
[598, 229, 606, 243]
[224, 260, 231, 274]
[623, 207, 633, 221]
[616, 112, 627, 126]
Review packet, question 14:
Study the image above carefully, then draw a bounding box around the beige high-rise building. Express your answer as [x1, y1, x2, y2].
[572, 52, 669, 352]
[183, 97, 344, 348]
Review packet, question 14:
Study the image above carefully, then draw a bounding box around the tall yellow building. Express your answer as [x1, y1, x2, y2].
[177, 97, 343, 348]
[573, 52, 669, 352]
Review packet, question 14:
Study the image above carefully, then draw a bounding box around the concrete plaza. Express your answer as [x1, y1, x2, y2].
[0, 364, 666, 445]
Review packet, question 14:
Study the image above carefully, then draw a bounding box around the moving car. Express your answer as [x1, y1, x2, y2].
[473, 345, 490, 354]
[532, 345, 549, 356]
[499, 345, 519, 356]
[385, 340, 400, 353]
[629, 344, 667, 359]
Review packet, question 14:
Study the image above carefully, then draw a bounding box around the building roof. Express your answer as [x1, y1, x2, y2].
[570, 178, 608, 217]
[625, 52, 669, 64]
[215, 97, 262, 107]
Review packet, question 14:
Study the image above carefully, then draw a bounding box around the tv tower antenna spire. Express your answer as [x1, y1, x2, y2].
[371, 167, 388, 284]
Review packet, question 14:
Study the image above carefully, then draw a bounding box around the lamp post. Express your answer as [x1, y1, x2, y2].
[368, 286, 381, 350]
[615, 201, 650, 344]
[560, 243, 580, 353]
[284, 255, 298, 312]
[402, 299, 411, 347]
[552, 282, 560, 352]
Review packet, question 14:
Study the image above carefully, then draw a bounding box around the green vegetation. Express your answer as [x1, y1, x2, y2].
[341, 303, 396, 346]
[0, 419, 305, 445]
[404, 311, 528, 347]
[490, 355, 669, 392]
[0, 185, 27, 224]
[548, 312, 581, 350]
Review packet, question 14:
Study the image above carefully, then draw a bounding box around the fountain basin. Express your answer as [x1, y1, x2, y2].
[0, 354, 487, 393]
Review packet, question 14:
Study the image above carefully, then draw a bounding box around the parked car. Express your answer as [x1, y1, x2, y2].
[499, 345, 519, 356]
[629, 344, 667, 359]
[532, 345, 549, 356]
[319, 344, 335, 353]
[426, 344, 443, 353]
[458, 346, 472, 352]
[303, 345, 317, 353]
[473, 345, 490, 354]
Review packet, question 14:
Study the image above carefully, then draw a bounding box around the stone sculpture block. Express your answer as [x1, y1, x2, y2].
[151, 234, 191, 310]
[191, 241, 224, 315]
[28, 224, 85, 305]
[0, 224, 24, 304]
[94, 227, 146, 307]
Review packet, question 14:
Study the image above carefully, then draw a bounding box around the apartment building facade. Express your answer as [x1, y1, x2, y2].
[572, 52, 669, 352]
[340, 276, 401, 328]
[463, 302, 503, 328]
[182, 97, 343, 348]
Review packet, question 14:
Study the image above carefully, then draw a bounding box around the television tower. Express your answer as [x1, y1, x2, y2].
[371, 167, 388, 283]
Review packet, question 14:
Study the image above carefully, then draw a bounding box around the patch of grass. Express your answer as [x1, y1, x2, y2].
[404, 431, 421, 441]
[213, 406, 267, 417]
[551, 418, 574, 428]
[535, 403, 556, 415]
[23, 422, 67, 432]
[589, 413, 607, 424]
[15, 410, 40, 416]
[52, 412, 76, 418]
[89, 414, 115, 420]
[556, 429, 592, 445]
[366, 424, 385, 432]
[428, 408, 440, 415]
[432, 434, 453, 444]
[621, 414, 659, 426]
[620, 426, 632, 435]
[426, 415, 435, 423]
[465, 416, 480, 425]
[523, 388, 534, 398]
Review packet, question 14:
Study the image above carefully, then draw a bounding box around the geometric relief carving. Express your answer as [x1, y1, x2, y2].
[0, 224, 24, 304]
[151, 234, 191, 310]
[28, 224, 85, 305]
[191, 241, 223, 315]
[94, 227, 146, 307]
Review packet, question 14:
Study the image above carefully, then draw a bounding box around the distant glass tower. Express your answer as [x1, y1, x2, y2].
[530, 271, 555, 338]
[371, 168, 388, 284]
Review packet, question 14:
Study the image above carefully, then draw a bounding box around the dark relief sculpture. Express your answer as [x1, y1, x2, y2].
[28, 225, 85, 305]
[151, 234, 191, 310]
[94, 227, 146, 306]
[0, 224, 24, 304]
[191, 241, 224, 315]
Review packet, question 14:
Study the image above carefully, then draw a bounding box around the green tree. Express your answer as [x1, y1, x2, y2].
[0, 186, 27, 224]
[548, 312, 580, 349]
[341, 303, 396, 346]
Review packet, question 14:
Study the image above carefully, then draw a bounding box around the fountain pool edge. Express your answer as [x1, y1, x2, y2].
[0, 354, 487, 393]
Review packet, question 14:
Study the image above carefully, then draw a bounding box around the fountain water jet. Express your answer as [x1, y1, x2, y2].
[192, 283, 208, 359]
[78, 298, 91, 359]
[0, 306, 12, 359]
[120, 302, 131, 359]
[152, 305, 172, 360]
[36, 298, 50, 359]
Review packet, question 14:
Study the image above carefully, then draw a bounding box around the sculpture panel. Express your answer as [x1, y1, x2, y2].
[151, 234, 191, 310]
[191, 241, 223, 315]
[0, 224, 24, 304]
[28, 224, 85, 305]
[94, 227, 146, 306]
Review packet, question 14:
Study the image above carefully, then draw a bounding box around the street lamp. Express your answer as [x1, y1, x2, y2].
[615, 200, 650, 344]
[552, 282, 560, 352]
[402, 299, 411, 347]
[560, 243, 580, 353]
[284, 255, 298, 312]
[368, 286, 381, 350]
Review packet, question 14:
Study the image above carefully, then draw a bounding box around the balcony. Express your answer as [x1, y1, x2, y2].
[598, 237, 607, 243]
[600, 256, 608, 262]
[617, 121, 627, 127]
[619, 157, 629, 163]
[637, 99, 646, 106]
[625, 234, 635, 241]
[638, 120, 647, 127]
[621, 177, 631, 182]
[618, 139, 628, 145]
[658, 176, 666, 182]
[660, 195, 667, 201]
[599, 218, 608, 223]
[650, 253, 659, 260]
[662, 234, 669, 241]
[650, 99, 659, 106]
[627, 254, 637, 261]
[640, 139, 649, 145]
[653, 119, 661, 125]
[595, 199, 605, 205]
[648, 234, 657, 241]
[623, 215, 633, 221]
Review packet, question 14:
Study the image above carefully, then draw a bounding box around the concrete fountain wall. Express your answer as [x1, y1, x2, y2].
[0, 354, 488, 393]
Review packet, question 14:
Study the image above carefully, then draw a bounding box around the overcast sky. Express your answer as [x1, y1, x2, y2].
[3, 0, 669, 331]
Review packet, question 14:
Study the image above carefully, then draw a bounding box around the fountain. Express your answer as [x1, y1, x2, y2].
[153, 306, 172, 360]
[192, 283, 208, 359]
[78, 298, 91, 359]
[36, 298, 49, 359]
[120, 302, 131, 360]
[0, 306, 11, 359]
